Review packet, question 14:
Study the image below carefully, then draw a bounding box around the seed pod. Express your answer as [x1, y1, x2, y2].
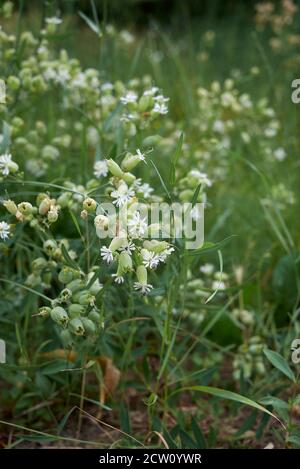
[69, 317, 85, 336]
[119, 251, 132, 272]
[38, 306, 51, 317]
[66, 279, 85, 292]
[58, 267, 74, 284]
[78, 291, 95, 306]
[88, 309, 101, 325]
[83, 197, 97, 212]
[32, 257, 47, 272]
[106, 159, 124, 177]
[43, 239, 57, 256]
[60, 329, 74, 349]
[68, 303, 85, 318]
[50, 306, 69, 327]
[17, 202, 33, 216]
[81, 317, 97, 335]
[59, 288, 72, 302]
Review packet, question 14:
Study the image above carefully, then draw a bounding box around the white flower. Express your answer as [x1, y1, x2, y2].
[212, 280, 226, 291]
[136, 148, 145, 162]
[120, 92, 137, 105]
[153, 102, 168, 114]
[43, 67, 56, 81]
[274, 147, 286, 162]
[133, 282, 153, 295]
[100, 246, 113, 264]
[143, 87, 159, 96]
[120, 241, 136, 255]
[200, 263, 214, 275]
[112, 274, 124, 284]
[55, 67, 70, 85]
[264, 127, 277, 138]
[140, 183, 153, 198]
[142, 250, 160, 269]
[158, 247, 175, 263]
[0, 153, 18, 176]
[128, 211, 148, 238]
[213, 120, 225, 133]
[101, 82, 113, 91]
[111, 183, 135, 207]
[0, 221, 10, 240]
[94, 160, 108, 178]
[45, 17, 62, 25]
[190, 170, 212, 188]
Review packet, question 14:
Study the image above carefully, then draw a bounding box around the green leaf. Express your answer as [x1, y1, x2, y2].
[172, 132, 184, 165]
[191, 183, 202, 207]
[169, 132, 183, 186]
[170, 385, 284, 426]
[260, 396, 289, 409]
[287, 435, 300, 447]
[78, 11, 102, 37]
[191, 417, 207, 448]
[188, 235, 237, 257]
[263, 349, 296, 382]
[61, 243, 80, 272]
[149, 158, 171, 200]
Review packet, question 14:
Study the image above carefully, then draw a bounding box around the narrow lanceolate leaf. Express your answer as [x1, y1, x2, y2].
[78, 11, 102, 37]
[169, 132, 183, 186]
[61, 244, 80, 272]
[170, 385, 284, 427]
[263, 349, 296, 382]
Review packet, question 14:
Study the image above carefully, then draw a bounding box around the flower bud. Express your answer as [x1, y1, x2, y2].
[17, 202, 33, 216]
[78, 291, 95, 306]
[109, 236, 125, 252]
[69, 317, 85, 336]
[47, 207, 59, 223]
[59, 288, 72, 302]
[121, 153, 142, 172]
[119, 251, 132, 272]
[50, 306, 69, 327]
[3, 199, 17, 215]
[66, 278, 84, 292]
[38, 306, 51, 317]
[58, 267, 75, 284]
[60, 329, 74, 349]
[43, 239, 57, 255]
[83, 197, 97, 212]
[122, 172, 136, 184]
[81, 317, 97, 335]
[88, 309, 101, 325]
[81, 209, 88, 220]
[106, 159, 124, 177]
[68, 303, 85, 318]
[38, 197, 51, 215]
[136, 265, 148, 285]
